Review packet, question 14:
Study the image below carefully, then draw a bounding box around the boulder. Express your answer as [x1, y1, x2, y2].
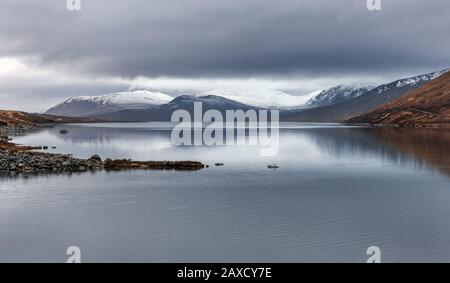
[89, 155, 102, 162]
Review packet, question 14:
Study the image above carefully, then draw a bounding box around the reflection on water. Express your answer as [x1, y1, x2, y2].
[370, 128, 450, 177]
[1, 123, 450, 262]
[304, 127, 450, 178]
[13, 124, 450, 177]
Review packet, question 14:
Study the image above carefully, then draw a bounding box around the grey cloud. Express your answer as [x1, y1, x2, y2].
[0, 82, 129, 112]
[0, 0, 449, 78]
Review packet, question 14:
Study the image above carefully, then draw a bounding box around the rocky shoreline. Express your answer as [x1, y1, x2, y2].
[0, 139, 204, 176]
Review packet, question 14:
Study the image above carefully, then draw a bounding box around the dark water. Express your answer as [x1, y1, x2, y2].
[1, 123, 450, 262]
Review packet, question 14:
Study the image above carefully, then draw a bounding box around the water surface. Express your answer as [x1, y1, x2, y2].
[1, 123, 450, 262]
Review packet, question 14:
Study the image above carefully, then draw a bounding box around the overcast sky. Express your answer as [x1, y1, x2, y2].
[0, 0, 449, 112]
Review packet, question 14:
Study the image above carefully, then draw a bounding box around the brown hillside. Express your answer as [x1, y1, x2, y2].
[347, 71, 450, 127]
[0, 110, 100, 128]
[0, 110, 55, 127]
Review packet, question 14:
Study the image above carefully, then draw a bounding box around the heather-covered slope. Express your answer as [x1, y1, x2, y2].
[346, 71, 450, 127]
[0, 110, 98, 129]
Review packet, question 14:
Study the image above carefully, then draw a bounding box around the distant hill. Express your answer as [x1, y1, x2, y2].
[45, 90, 173, 117]
[282, 70, 448, 122]
[91, 95, 259, 122]
[346, 71, 450, 127]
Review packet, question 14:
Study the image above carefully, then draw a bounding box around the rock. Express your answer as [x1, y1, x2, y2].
[103, 159, 204, 171]
[0, 143, 204, 176]
[89, 155, 102, 162]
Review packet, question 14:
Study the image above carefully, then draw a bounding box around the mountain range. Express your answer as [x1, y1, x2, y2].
[44, 69, 449, 125]
[282, 70, 448, 122]
[90, 95, 258, 122]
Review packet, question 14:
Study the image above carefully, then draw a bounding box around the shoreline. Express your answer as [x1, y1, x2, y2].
[343, 122, 450, 129]
[0, 138, 205, 176]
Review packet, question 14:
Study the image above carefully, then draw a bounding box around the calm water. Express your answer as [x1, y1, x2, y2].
[1, 123, 450, 262]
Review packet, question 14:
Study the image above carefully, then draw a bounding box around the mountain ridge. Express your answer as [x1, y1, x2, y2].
[306, 85, 374, 107]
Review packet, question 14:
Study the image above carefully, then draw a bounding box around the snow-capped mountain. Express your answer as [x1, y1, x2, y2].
[45, 69, 449, 121]
[89, 95, 259, 122]
[46, 90, 173, 117]
[306, 85, 374, 107]
[197, 88, 321, 109]
[283, 69, 449, 122]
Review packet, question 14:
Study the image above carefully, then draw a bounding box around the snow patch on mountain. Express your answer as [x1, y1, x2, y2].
[45, 90, 173, 117]
[306, 85, 373, 107]
[368, 69, 449, 96]
[395, 69, 448, 88]
[197, 88, 321, 109]
[65, 90, 173, 107]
